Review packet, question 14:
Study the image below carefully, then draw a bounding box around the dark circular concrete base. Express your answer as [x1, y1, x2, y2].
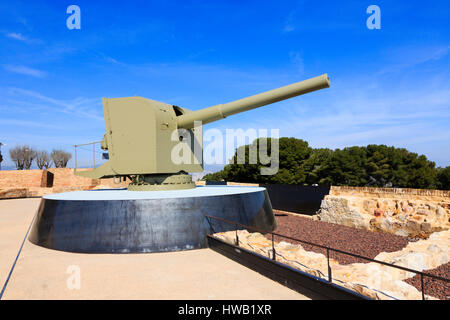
[28, 186, 276, 253]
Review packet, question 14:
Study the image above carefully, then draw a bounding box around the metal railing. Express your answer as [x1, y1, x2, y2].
[205, 214, 449, 300]
[73, 141, 102, 171]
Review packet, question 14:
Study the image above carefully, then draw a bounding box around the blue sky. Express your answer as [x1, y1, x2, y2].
[0, 0, 449, 171]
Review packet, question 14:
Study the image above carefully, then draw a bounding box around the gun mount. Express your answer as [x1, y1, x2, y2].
[31, 73, 330, 254]
[75, 74, 330, 190]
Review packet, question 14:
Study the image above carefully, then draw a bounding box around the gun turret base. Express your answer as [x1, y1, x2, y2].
[28, 186, 276, 253]
[128, 173, 195, 191]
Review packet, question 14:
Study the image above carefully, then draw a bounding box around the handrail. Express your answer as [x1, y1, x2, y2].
[204, 214, 449, 300]
[73, 140, 103, 171]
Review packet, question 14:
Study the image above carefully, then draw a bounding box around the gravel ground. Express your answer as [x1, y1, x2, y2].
[268, 212, 449, 300]
[269, 212, 409, 265]
[404, 263, 449, 300]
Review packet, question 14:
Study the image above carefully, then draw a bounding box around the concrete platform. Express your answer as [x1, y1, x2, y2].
[29, 186, 276, 253]
[0, 198, 307, 300]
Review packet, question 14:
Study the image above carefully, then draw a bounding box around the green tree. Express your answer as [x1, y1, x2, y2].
[218, 137, 312, 184]
[320, 146, 368, 186]
[204, 138, 440, 189]
[303, 148, 333, 185]
[436, 166, 450, 190]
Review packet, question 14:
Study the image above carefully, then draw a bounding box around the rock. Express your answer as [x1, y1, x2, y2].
[395, 229, 410, 237]
[374, 208, 383, 217]
[0, 188, 28, 199]
[390, 252, 427, 277]
[426, 244, 442, 254]
[369, 218, 380, 229]
[349, 283, 380, 299]
[318, 196, 371, 229]
[389, 280, 424, 300]
[362, 199, 376, 213]
[416, 209, 429, 216]
[376, 230, 449, 274]
[406, 220, 420, 233]
[380, 218, 400, 233]
[318, 193, 449, 239]
[436, 206, 446, 220]
[421, 222, 432, 233]
[216, 229, 449, 300]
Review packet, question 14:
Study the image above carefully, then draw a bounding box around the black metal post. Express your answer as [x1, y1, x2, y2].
[327, 248, 332, 283]
[235, 223, 239, 246]
[421, 274, 425, 300]
[272, 233, 276, 261]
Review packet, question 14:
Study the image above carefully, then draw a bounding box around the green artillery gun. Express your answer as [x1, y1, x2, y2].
[75, 74, 330, 190]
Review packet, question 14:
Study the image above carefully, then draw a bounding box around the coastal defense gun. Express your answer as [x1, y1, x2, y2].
[75, 74, 330, 190]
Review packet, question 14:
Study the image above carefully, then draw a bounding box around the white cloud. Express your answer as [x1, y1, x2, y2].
[0, 119, 63, 130]
[289, 51, 304, 74]
[377, 45, 450, 76]
[6, 87, 103, 121]
[0, 88, 105, 168]
[6, 32, 27, 41]
[3, 65, 47, 78]
[283, 11, 295, 33]
[283, 25, 294, 33]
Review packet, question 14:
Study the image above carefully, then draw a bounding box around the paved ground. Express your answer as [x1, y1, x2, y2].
[0, 198, 306, 300]
[0, 198, 38, 290]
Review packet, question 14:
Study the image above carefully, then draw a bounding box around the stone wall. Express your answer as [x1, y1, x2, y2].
[318, 186, 449, 238]
[226, 182, 260, 186]
[0, 172, 260, 199]
[330, 186, 450, 201]
[0, 169, 44, 189]
[0, 168, 129, 199]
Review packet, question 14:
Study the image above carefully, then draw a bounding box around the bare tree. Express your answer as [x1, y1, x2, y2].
[51, 149, 72, 168]
[9, 146, 24, 169]
[36, 150, 51, 169]
[9, 145, 36, 170]
[0, 142, 3, 170]
[24, 147, 36, 169]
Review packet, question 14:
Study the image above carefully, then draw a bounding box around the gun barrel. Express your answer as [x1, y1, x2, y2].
[177, 73, 330, 129]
